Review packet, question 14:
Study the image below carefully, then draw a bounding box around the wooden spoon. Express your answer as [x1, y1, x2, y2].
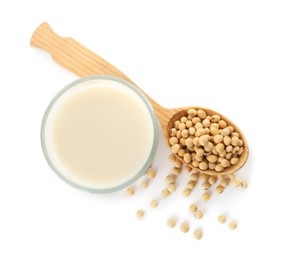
[30, 22, 249, 176]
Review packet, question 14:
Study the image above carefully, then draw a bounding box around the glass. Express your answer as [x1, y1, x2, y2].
[41, 75, 159, 193]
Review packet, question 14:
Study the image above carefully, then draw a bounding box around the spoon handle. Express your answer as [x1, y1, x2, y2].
[30, 22, 132, 81]
[30, 22, 171, 128]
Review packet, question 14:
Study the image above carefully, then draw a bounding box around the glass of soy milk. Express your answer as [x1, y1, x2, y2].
[41, 75, 159, 193]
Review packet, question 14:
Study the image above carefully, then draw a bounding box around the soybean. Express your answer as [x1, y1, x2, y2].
[195, 210, 204, 219]
[180, 222, 190, 233]
[218, 215, 227, 224]
[126, 187, 135, 196]
[193, 229, 203, 240]
[136, 209, 145, 219]
[167, 218, 176, 228]
[201, 192, 211, 201]
[147, 169, 157, 179]
[229, 221, 237, 230]
[150, 199, 158, 208]
[189, 203, 198, 213]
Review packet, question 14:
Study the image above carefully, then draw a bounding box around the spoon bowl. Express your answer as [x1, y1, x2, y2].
[163, 106, 249, 175]
[31, 22, 249, 176]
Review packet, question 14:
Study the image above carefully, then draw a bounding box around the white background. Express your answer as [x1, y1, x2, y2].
[1, 0, 295, 259]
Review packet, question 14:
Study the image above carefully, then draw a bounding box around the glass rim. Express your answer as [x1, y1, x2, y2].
[41, 75, 159, 193]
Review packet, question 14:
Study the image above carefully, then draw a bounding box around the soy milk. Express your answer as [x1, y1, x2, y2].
[42, 77, 156, 191]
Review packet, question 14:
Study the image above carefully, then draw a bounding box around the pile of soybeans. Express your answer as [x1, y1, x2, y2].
[126, 108, 248, 241]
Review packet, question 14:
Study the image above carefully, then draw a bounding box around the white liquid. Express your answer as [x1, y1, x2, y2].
[43, 78, 155, 190]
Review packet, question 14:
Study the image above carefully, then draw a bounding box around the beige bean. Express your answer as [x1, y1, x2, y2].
[176, 130, 182, 139]
[174, 160, 183, 168]
[231, 178, 241, 187]
[169, 137, 178, 145]
[165, 174, 176, 184]
[174, 120, 180, 129]
[126, 187, 135, 196]
[184, 165, 192, 173]
[227, 126, 234, 133]
[241, 180, 248, 189]
[231, 136, 239, 146]
[150, 199, 158, 208]
[211, 115, 220, 122]
[201, 192, 211, 201]
[226, 145, 233, 152]
[171, 144, 180, 154]
[218, 120, 227, 129]
[196, 148, 205, 157]
[238, 147, 244, 155]
[167, 183, 176, 193]
[229, 221, 237, 230]
[187, 180, 197, 189]
[197, 109, 207, 119]
[207, 154, 218, 163]
[210, 127, 219, 135]
[220, 178, 229, 187]
[192, 117, 201, 124]
[168, 153, 176, 162]
[170, 128, 177, 137]
[225, 152, 233, 160]
[188, 127, 196, 135]
[189, 203, 198, 213]
[161, 189, 170, 197]
[179, 138, 186, 146]
[183, 153, 192, 163]
[215, 164, 224, 172]
[195, 155, 204, 162]
[204, 142, 213, 152]
[216, 143, 225, 153]
[230, 157, 239, 165]
[208, 176, 217, 185]
[181, 129, 189, 138]
[193, 137, 199, 146]
[186, 120, 193, 128]
[201, 181, 211, 190]
[232, 146, 240, 155]
[190, 173, 199, 181]
[171, 167, 181, 176]
[208, 162, 216, 170]
[218, 215, 226, 224]
[221, 159, 230, 167]
[179, 122, 186, 130]
[199, 161, 208, 170]
[180, 222, 190, 233]
[213, 135, 223, 144]
[183, 189, 192, 197]
[200, 173, 209, 181]
[136, 209, 145, 218]
[196, 128, 207, 137]
[140, 181, 149, 189]
[221, 128, 230, 136]
[215, 185, 224, 194]
[195, 122, 203, 129]
[194, 210, 203, 219]
[223, 136, 231, 145]
[192, 160, 199, 168]
[188, 108, 197, 116]
[178, 148, 185, 157]
[202, 118, 210, 128]
[181, 116, 188, 123]
[193, 229, 203, 240]
[147, 169, 157, 179]
[167, 218, 176, 228]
